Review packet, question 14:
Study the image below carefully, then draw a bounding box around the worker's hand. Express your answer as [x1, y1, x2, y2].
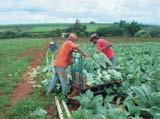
[67, 95, 72, 99]
[96, 48, 102, 53]
[83, 53, 89, 59]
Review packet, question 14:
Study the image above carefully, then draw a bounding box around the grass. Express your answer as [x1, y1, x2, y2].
[0, 38, 48, 118]
[27, 24, 73, 32]
[0, 23, 112, 33]
[9, 90, 55, 119]
[85, 23, 111, 32]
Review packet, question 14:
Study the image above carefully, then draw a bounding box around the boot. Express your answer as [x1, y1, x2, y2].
[68, 86, 79, 98]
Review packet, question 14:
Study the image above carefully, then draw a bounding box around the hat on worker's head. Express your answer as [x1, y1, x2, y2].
[90, 33, 99, 41]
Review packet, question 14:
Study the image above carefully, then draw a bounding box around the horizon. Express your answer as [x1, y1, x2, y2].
[0, 21, 159, 26]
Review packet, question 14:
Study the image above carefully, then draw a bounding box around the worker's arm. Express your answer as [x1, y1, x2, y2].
[96, 41, 112, 53]
[101, 42, 112, 50]
[75, 46, 88, 57]
[96, 47, 101, 53]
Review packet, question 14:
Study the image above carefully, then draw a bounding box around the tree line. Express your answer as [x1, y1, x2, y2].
[0, 20, 160, 39]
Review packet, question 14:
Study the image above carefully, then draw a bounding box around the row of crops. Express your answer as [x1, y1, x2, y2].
[69, 43, 160, 119]
[40, 42, 160, 119]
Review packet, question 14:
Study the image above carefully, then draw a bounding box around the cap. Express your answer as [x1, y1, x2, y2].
[90, 33, 99, 41]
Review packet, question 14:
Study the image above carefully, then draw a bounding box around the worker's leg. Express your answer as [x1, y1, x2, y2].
[110, 56, 117, 68]
[46, 68, 59, 96]
[56, 67, 69, 95]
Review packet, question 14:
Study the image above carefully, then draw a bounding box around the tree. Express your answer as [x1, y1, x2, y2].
[135, 30, 150, 37]
[89, 21, 96, 24]
[65, 19, 87, 35]
[96, 27, 107, 36]
[127, 21, 141, 36]
[149, 29, 160, 37]
[117, 20, 141, 36]
[96, 26, 124, 36]
[119, 20, 127, 27]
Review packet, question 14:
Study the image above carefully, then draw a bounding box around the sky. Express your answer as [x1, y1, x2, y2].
[0, 0, 159, 25]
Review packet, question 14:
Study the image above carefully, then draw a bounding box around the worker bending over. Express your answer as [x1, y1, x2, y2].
[47, 33, 87, 96]
[90, 34, 117, 67]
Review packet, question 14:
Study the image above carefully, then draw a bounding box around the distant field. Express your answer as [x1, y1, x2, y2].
[85, 23, 111, 32]
[0, 23, 111, 33]
[27, 23, 73, 32]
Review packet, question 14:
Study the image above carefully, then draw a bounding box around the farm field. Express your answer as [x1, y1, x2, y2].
[0, 38, 48, 118]
[0, 23, 111, 33]
[1, 0, 160, 118]
[71, 42, 160, 119]
[0, 37, 160, 119]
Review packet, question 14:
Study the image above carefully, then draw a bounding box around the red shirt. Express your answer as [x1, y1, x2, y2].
[54, 40, 77, 68]
[97, 38, 115, 59]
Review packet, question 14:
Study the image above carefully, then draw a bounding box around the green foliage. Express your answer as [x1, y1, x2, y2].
[96, 25, 124, 36]
[65, 19, 87, 35]
[135, 29, 151, 37]
[116, 20, 141, 36]
[96, 20, 141, 37]
[1, 38, 160, 119]
[79, 45, 122, 86]
[1, 21, 160, 38]
[9, 97, 51, 119]
[71, 109, 97, 119]
[149, 29, 160, 37]
[127, 21, 141, 36]
[72, 90, 128, 119]
[0, 38, 47, 119]
[71, 42, 160, 119]
[72, 90, 106, 119]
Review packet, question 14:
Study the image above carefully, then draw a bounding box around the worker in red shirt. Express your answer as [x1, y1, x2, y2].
[46, 33, 87, 96]
[90, 34, 117, 67]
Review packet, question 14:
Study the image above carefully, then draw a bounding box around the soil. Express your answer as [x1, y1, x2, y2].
[67, 98, 80, 112]
[46, 106, 56, 119]
[11, 46, 66, 118]
[30, 49, 46, 68]
[11, 48, 46, 105]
